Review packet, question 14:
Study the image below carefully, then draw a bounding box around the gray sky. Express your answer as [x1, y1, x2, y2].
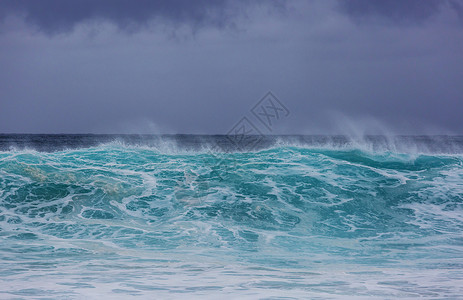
[0, 0, 462, 134]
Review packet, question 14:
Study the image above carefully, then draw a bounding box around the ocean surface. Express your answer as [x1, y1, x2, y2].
[1, 134, 463, 299]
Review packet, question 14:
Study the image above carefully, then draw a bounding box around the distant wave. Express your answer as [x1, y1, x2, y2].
[2, 134, 463, 154]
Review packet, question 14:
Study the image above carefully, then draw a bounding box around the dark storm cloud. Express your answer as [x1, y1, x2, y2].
[339, 0, 462, 25]
[0, 0, 462, 134]
[0, 0, 286, 34]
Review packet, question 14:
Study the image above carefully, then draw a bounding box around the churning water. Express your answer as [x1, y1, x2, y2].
[1, 135, 463, 299]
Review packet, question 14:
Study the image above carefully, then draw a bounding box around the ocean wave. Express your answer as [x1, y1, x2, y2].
[1, 139, 463, 298]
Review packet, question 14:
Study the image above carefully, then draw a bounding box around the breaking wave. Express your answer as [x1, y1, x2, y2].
[1, 135, 463, 298]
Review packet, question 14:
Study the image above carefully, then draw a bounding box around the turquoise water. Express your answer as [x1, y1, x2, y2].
[1, 139, 463, 298]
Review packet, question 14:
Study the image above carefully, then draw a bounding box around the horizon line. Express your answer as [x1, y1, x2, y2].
[1, 133, 462, 137]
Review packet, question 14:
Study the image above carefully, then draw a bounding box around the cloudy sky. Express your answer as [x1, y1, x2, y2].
[0, 0, 462, 134]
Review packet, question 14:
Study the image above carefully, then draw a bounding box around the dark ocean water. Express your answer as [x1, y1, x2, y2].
[1, 134, 463, 299]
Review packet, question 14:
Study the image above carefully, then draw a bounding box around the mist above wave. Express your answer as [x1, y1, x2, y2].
[1, 134, 463, 154]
